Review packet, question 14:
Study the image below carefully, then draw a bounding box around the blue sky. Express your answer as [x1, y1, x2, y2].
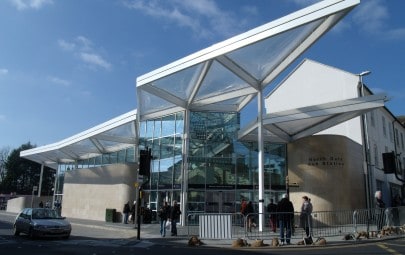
[0, 0, 404, 150]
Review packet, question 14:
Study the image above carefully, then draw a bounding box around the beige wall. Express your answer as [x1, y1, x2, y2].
[6, 195, 53, 213]
[62, 163, 138, 221]
[287, 135, 366, 212]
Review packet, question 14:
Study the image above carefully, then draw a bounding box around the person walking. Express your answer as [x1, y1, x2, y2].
[158, 201, 170, 237]
[267, 199, 277, 232]
[130, 201, 136, 224]
[276, 194, 294, 245]
[123, 201, 130, 224]
[375, 190, 386, 232]
[170, 200, 181, 236]
[245, 201, 256, 232]
[300, 196, 312, 238]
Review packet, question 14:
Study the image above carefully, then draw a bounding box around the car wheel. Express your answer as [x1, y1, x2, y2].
[13, 225, 20, 236]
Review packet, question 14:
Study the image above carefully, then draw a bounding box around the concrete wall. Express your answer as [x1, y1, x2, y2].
[287, 135, 366, 211]
[62, 163, 138, 221]
[6, 195, 53, 213]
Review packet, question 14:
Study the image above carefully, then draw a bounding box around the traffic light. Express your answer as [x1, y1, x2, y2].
[382, 152, 396, 174]
[139, 148, 152, 176]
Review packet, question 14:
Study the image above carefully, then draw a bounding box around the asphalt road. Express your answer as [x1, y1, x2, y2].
[1, 211, 405, 255]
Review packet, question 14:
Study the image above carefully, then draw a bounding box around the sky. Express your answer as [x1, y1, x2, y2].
[0, 0, 404, 150]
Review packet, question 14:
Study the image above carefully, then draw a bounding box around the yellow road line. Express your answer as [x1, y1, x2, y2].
[377, 243, 401, 255]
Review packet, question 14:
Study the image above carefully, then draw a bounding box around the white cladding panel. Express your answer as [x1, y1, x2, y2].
[265, 59, 363, 144]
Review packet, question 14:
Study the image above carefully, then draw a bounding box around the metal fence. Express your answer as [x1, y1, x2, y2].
[187, 206, 405, 240]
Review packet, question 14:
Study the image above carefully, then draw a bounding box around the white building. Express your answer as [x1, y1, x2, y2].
[265, 58, 405, 210]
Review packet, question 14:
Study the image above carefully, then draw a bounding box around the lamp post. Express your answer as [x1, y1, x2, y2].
[357, 70, 371, 232]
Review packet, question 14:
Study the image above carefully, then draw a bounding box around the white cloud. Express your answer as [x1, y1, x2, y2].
[353, 0, 405, 40]
[0, 69, 9, 75]
[80, 53, 112, 71]
[47, 76, 71, 87]
[58, 36, 112, 71]
[353, 0, 388, 34]
[123, 0, 241, 39]
[58, 39, 75, 51]
[9, 0, 53, 10]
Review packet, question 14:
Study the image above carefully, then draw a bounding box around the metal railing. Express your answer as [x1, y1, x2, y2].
[186, 206, 405, 240]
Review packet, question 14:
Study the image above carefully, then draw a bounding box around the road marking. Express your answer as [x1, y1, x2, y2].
[377, 243, 401, 255]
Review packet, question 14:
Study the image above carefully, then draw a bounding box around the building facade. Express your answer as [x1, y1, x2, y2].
[18, 1, 404, 225]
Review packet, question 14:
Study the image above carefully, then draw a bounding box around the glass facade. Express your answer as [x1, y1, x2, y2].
[139, 111, 286, 215]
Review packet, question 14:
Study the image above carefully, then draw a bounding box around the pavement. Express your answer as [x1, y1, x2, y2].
[1, 210, 404, 249]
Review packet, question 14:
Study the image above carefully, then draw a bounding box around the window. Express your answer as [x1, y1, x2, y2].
[401, 132, 404, 150]
[395, 128, 399, 146]
[373, 144, 379, 168]
[389, 123, 394, 143]
[382, 116, 387, 138]
[370, 111, 375, 127]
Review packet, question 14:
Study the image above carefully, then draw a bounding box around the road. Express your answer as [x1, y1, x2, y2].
[1, 212, 405, 254]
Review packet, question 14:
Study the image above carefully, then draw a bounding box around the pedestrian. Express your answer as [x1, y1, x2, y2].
[267, 199, 277, 232]
[170, 200, 181, 236]
[276, 194, 294, 245]
[39, 201, 44, 208]
[130, 201, 136, 224]
[245, 201, 256, 232]
[158, 201, 170, 237]
[123, 201, 130, 224]
[240, 198, 247, 227]
[375, 190, 386, 232]
[300, 196, 312, 238]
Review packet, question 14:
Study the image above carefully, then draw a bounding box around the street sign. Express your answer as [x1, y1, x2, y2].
[33, 186, 38, 191]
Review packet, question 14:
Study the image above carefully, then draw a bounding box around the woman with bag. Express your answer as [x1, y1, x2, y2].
[158, 201, 170, 237]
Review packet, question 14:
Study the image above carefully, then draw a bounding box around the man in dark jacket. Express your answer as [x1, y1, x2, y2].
[276, 194, 294, 245]
[170, 200, 181, 236]
[267, 199, 277, 232]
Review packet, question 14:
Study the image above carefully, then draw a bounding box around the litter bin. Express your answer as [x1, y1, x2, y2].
[106, 208, 116, 222]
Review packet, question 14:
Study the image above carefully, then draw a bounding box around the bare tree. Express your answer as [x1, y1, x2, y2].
[0, 146, 10, 182]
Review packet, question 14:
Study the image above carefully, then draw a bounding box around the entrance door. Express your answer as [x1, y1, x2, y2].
[206, 191, 235, 213]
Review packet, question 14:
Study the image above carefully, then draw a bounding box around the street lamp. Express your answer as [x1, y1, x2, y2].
[357, 70, 372, 232]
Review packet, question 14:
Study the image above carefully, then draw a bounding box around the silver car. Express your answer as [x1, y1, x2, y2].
[13, 208, 71, 239]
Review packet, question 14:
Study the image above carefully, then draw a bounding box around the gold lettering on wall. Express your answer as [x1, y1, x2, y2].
[307, 155, 344, 168]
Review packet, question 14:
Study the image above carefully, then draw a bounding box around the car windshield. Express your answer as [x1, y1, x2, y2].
[32, 209, 60, 219]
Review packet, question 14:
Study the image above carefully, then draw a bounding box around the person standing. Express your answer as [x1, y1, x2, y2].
[170, 200, 181, 236]
[300, 196, 312, 238]
[130, 201, 136, 224]
[375, 190, 386, 232]
[267, 199, 277, 232]
[158, 201, 170, 237]
[276, 194, 294, 245]
[123, 201, 130, 224]
[245, 201, 256, 232]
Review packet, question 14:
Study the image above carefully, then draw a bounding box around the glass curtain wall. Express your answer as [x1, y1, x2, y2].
[139, 112, 184, 212]
[140, 110, 286, 216]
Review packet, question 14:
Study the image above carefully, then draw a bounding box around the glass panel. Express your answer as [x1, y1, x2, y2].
[175, 112, 184, 134]
[153, 118, 161, 139]
[139, 90, 177, 116]
[161, 115, 175, 137]
[195, 60, 251, 101]
[125, 147, 135, 163]
[187, 191, 205, 213]
[227, 19, 324, 80]
[151, 63, 204, 100]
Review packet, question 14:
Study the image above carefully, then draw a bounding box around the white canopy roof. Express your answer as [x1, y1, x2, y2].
[20, 110, 137, 169]
[20, 0, 363, 169]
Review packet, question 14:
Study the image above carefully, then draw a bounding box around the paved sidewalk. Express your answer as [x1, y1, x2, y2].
[1, 210, 403, 249]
